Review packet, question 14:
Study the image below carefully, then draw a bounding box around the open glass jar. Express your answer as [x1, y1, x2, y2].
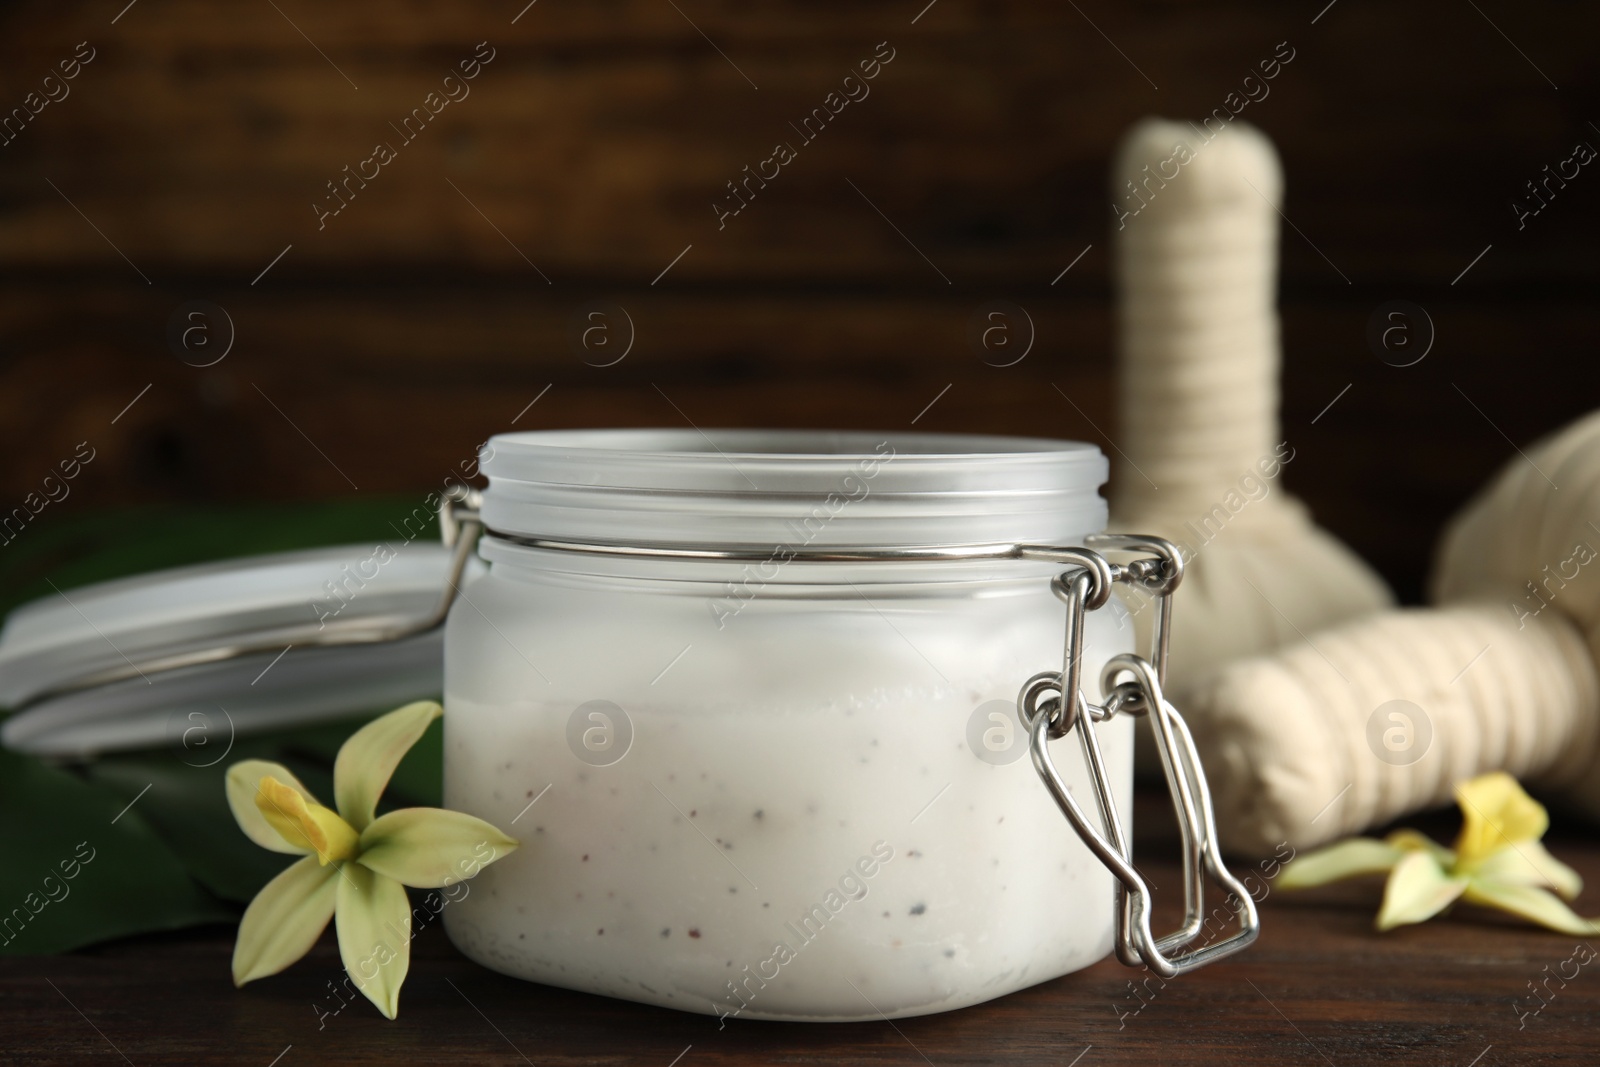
[441, 429, 1252, 1022]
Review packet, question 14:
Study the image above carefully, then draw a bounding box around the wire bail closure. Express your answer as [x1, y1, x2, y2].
[1019, 534, 1259, 977]
[21, 484, 1254, 978]
[452, 497, 1258, 976]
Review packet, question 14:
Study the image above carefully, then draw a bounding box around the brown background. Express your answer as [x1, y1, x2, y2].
[2, 0, 1599, 600]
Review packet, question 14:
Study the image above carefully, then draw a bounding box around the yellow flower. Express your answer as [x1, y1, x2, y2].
[225, 701, 517, 1019]
[1278, 772, 1598, 935]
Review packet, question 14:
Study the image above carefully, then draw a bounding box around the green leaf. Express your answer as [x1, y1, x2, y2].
[0, 748, 232, 955]
[80, 713, 438, 907]
[84, 748, 335, 905]
[0, 498, 449, 945]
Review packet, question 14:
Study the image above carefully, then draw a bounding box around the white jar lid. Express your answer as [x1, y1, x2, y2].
[0, 542, 481, 758]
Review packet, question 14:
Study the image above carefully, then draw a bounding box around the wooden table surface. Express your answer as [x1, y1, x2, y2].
[4, 793, 1597, 1067]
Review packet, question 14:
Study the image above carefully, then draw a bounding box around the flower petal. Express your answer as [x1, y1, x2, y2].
[232, 855, 338, 985]
[357, 807, 518, 889]
[1463, 880, 1600, 936]
[1384, 828, 1456, 865]
[1377, 850, 1468, 930]
[335, 862, 411, 1020]
[1277, 838, 1404, 890]
[334, 701, 443, 831]
[227, 760, 319, 855]
[255, 776, 360, 865]
[1454, 772, 1548, 864]
[1470, 841, 1584, 900]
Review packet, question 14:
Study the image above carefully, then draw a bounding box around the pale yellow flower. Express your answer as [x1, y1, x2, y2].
[225, 701, 517, 1018]
[1279, 772, 1598, 935]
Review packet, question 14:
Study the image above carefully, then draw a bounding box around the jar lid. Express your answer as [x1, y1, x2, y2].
[0, 543, 482, 758]
[479, 429, 1108, 550]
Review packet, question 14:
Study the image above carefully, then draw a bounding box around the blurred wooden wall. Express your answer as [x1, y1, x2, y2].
[1, 0, 1597, 599]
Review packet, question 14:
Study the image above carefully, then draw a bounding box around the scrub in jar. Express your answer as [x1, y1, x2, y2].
[443, 431, 1134, 1021]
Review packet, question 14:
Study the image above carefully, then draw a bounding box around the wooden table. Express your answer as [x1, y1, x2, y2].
[4, 794, 1596, 1066]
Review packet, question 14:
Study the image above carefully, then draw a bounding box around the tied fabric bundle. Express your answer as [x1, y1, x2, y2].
[1103, 117, 1600, 855]
[1105, 117, 1392, 731]
[1190, 411, 1600, 855]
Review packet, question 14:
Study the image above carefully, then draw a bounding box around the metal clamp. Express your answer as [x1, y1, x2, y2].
[1019, 533, 1258, 978]
[469, 520, 1258, 977]
[16, 485, 1259, 978]
[459, 514, 1258, 976]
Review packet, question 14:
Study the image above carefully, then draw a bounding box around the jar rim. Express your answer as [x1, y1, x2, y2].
[479, 428, 1107, 550]
[485, 428, 1100, 462]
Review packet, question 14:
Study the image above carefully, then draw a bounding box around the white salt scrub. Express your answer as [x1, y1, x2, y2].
[443, 431, 1132, 1021]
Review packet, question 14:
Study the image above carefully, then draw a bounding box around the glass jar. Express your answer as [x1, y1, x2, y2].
[442, 430, 1134, 1021]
